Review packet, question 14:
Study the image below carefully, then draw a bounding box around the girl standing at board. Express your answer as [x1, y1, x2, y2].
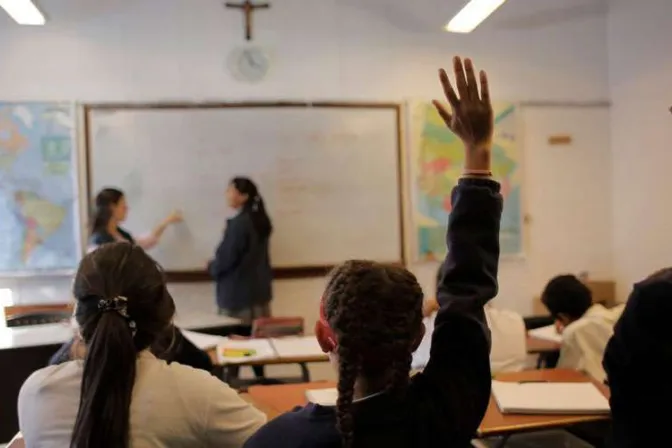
[208, 177, 273, 323]
[90, 187, 182, 250]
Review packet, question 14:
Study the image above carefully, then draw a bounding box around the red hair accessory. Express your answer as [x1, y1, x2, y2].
[315, 296, 337, 352]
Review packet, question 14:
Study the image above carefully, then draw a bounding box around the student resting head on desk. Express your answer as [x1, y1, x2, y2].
[18, 242, 266, 448]
[90, 187, 182, 251]
[603, 267, 672, 448]
[541, 274, 623, 383]
[243, 56, 503, 448]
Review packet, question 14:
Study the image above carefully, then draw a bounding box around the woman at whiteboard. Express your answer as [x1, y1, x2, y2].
[208, 177, 273, 323]
[89, 187, 182, 250]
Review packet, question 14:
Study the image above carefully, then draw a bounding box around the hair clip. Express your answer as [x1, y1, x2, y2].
[252, 195, 261, 211]
[98, 296, 137, 337]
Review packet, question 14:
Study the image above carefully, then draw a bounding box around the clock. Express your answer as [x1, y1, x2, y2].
[228, 46, 271, 83]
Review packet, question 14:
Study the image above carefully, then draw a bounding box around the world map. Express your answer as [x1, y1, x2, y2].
[0, 102, 80, 273]
[410, 101, 522, 260]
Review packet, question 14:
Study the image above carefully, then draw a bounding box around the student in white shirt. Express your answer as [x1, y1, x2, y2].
[18, 242, 265, 448]
[484, 305, 527, 373]
[412, 268, 526, 373]
[541, 274, 622, 383]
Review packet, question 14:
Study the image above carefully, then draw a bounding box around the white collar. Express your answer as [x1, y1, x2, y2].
[352, 390, 386, 403]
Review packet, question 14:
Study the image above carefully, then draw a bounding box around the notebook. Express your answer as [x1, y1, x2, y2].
[270, 336, 324, 357]
[528, 325, 563, 343]
[305, 388, 338, 406]
[491, 380, 610, 415]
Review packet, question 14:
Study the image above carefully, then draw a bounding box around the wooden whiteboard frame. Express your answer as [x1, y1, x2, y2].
[82, 101, 406, 282]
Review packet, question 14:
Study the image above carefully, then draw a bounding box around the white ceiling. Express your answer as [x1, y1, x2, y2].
[337, 0, 610, 32]
[21, 0, 611, 30]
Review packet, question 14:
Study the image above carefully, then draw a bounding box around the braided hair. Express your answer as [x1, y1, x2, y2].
[323, 260, 424, 448]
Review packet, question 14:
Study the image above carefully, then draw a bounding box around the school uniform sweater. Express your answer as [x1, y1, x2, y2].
[603, 276, 672, 447]
[243, 177, 503, 448]
[208, 212, 273, 312]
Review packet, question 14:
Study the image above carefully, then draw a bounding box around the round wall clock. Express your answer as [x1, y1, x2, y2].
[228, 46, 271, 83]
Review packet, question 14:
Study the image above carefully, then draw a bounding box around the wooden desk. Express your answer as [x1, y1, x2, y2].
[0, 323, 73, 351]
[245, 370, 609, 444]
[247, 381, 336, 419]
[478, 369, 610, 440]
[219, 354, 329, 367]
[206, 345, 329, 368]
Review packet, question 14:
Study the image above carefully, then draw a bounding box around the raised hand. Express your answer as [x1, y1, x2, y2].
[433, 57, 493, 172]
[165, 209, 183, 225]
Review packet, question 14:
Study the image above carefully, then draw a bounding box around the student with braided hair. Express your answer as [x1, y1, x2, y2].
[244, 55, 502, 448]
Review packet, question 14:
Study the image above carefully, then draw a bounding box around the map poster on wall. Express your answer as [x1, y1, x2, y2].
[0, 102, 81, 275]
[409, 101, 523, 261]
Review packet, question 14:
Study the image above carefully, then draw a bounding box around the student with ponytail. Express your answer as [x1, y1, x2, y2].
[244, 56, 501, 448]
[18, 242, 265, 448]
[208, 177, 273, 322]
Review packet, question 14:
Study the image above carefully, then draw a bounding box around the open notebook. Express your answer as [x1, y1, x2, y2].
[491, 381, 610, 415]
[216, 338, 277, 364]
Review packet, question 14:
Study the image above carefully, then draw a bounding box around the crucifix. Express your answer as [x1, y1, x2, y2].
[225, 0, 270, 41]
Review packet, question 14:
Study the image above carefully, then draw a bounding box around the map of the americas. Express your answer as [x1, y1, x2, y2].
[0, 103, 79, 273]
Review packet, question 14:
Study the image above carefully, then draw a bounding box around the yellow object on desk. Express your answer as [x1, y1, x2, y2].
[221, 348, 257, 358]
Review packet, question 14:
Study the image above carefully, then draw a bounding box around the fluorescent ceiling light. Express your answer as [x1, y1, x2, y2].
[0, 0, 46, 25]
[445, 0, 507, 33]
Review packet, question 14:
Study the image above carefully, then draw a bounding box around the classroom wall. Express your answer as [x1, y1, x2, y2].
[608, 0, 672, 300]
[0, 1, 611, 320]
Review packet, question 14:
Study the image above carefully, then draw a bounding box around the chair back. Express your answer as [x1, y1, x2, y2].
[252, 317, 304, 338]
[4, 303, 72, 328]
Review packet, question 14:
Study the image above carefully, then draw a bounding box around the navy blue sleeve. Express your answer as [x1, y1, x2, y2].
[208, 218, 250, 279]
[418, 177, 502, 431]
[603, 280, 672, 447]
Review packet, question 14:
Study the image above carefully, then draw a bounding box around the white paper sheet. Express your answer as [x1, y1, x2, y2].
[305, 388, 338, 406]
[270, 336, 325, 358]
[180, 330, 226, 350]
[528, 325, 563, 343]
[216, 338, 277, 364]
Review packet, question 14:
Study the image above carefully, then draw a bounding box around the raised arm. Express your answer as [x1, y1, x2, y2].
[432, 56, 501, 321]
[136, 210, 182, 250]
[420, 57, 502, 429]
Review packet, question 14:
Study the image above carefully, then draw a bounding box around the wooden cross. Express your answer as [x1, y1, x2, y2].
[225, 1, 270, 41]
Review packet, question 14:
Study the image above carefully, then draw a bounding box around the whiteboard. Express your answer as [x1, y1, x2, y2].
[85, 104, 403, 271]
